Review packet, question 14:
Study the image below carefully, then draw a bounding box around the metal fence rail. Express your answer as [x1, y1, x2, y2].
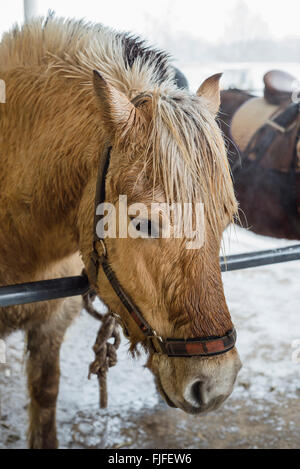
[0, 244, 299, 307]
[0, 275, 90, 307]
[220, 243, 300, 272]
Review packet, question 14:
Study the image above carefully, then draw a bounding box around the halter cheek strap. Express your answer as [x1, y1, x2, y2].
[88, 145, 237, 357]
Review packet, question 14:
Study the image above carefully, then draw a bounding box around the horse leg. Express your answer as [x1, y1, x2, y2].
[26, 296, 81, 449]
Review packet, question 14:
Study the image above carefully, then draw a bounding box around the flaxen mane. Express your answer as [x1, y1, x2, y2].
[0, 15, 237, 237]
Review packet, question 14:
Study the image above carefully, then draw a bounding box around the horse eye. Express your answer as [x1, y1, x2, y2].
[148, 220, 155, 237]
[136, 220, 153, 236]
[129, 217, 157, 238]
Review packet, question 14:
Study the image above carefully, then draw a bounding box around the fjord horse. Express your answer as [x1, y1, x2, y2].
[0, 17, 241, 448]
[220, 88, 300, 239]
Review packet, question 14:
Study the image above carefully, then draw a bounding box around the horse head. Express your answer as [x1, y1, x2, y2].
[89, 71, 242, 414]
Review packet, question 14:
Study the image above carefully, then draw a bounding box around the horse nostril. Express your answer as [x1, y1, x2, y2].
[187, 379, 228, 411]
[190, 379, 217, 408]
[190, 380, 208, 406]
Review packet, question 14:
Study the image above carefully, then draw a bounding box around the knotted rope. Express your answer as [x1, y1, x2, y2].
[82, 289, 121, 409]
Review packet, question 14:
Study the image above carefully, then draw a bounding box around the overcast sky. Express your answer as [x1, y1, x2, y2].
[1, 0, 300, 43]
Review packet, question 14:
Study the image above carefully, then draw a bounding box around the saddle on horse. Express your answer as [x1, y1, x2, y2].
[230, 71, 300, 174]
[264, 70, 296, 106]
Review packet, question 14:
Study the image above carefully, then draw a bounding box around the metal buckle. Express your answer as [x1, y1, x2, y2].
[147, 335, 166, 355]
[93, 239, 107, 259]
[98, 239, 107, 257]
[111, 312, 130, 338]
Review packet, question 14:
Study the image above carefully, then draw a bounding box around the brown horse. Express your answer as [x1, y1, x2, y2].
[220, 84, 300, 239]
[0, 16, 241, 448]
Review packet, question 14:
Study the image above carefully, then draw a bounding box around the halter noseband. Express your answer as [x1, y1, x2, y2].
[88, 145, 236, 357]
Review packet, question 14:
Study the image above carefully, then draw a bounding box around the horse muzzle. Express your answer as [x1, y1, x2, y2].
[150, 347, 242, 415]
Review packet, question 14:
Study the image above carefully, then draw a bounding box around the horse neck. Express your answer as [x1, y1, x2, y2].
[0, 71, 106, 275]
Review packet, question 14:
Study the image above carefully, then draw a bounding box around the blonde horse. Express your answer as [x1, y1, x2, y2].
[0, 16, 241, 448]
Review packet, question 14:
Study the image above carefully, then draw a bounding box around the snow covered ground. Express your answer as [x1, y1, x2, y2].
[0, 226, 299, 449]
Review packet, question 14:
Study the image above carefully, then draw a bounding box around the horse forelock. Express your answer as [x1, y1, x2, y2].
[129, 89, 238, 240]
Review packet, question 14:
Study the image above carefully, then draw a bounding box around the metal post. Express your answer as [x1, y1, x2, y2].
[24, 0, 39, 22]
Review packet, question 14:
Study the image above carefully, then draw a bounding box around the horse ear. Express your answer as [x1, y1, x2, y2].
[93, 70, 136, 135]
[197, 73, 222, 115]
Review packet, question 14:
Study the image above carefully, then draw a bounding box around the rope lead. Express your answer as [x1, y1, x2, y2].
[82, 289, 121, 409]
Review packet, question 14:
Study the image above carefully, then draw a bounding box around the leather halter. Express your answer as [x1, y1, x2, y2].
[89, 146, 236, 357]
